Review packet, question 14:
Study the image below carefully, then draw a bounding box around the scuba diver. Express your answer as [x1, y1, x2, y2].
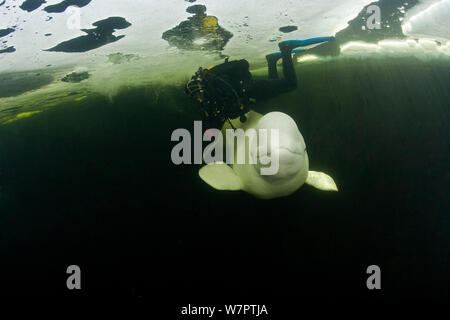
[185, 36, 335, 130]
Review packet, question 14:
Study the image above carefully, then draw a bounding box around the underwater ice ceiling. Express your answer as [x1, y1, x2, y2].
[0, 0, 449, 72]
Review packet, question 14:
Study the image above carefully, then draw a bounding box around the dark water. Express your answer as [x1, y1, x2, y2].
[0, 57, 449, 299]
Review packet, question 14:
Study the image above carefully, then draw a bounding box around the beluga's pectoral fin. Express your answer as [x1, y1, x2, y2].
[306, 171, 338, 191]
[199, 162, 243, 191]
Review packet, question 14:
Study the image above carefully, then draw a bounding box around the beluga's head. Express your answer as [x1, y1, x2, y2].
[199, 111, 338, 199]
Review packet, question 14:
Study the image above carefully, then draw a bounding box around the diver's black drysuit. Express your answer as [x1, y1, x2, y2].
[247, 48, 298, 100]
[186, 47, 298, 130]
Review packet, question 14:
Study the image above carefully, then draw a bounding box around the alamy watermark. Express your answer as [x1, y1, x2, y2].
[170, 121, 280, 175]
[66, 265, 81, 290]
[366, 265, 381, 290]
[67, 6, 82, 30]
[366, 5, 381, 30]
[64, 264, 381, 291]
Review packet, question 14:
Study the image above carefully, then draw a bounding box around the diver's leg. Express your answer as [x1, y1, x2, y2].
[247, 37, 335, 103]
[265, 48, 305, 81]
[265, 53, 282, 79]
[246, 77, 295, 101]
[279, 44, 297, 90]
[246, 48, 298, 100]
[277, 36, 335, 88]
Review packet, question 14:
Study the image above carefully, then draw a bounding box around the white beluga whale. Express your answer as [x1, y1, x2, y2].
[199, 111, 338, 199]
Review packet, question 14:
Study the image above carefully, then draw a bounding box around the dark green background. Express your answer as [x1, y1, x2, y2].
[0, 57, 449, 299]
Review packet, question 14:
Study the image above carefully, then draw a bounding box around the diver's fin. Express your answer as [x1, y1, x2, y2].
[199, 162, 243, 191]
[279, 36, 335, 52]
[306, 171, 338, 191]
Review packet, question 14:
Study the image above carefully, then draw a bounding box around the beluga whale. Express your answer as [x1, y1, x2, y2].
[199, 111, 338, 199]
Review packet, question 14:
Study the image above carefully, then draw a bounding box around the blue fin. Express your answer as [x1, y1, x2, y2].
[285, 36, 335, 47]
